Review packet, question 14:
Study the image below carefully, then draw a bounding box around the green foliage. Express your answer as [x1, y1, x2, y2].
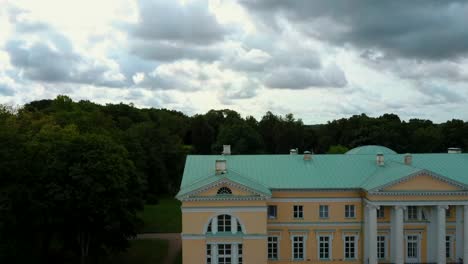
[138, 199, 182, 233]
[327, 145, 349, 154]
[101, 239, 169, 264]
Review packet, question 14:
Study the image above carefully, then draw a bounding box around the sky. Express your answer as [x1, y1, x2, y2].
[1, 0, 468, 123]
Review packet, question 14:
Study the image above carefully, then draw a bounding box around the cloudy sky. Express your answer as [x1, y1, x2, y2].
[1, 0, 468, 123]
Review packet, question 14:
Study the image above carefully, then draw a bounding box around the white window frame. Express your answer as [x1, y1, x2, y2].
[317, 234, 333, 260]
[217, 214, 232, 232]
[319, 205, 329, 219]
[207, 244, 212, 264]
[406, 206, 418, 221]
[405, 233, 421, 263]
[343, 234, 358, 260]
[268, 236, 279, 260]
[377, 235, 388, 260]
[377, 207, 384, 218]
[291, 235, 306, 260]
[345, 205, 356, 218]
[207, 243, 243, 264]
[217, 244, 232, 264]
[268, 205, 277, 219]
[293, 205, 303, 219]
[446, 235, 454, 260]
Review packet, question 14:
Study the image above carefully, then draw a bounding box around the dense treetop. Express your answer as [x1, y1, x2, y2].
[1, 96, 467, 263]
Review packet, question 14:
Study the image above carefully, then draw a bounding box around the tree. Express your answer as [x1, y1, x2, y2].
[327, 145, 349, 154]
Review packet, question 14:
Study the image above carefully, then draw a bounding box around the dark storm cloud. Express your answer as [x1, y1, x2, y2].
[126, 0, 228, 62]
[6, 39, 126, 87]
[264, 64, 347, 89]
[131, 0, 227, 45]
[130, 40, 221, 62]
[241, 0, 468, 60]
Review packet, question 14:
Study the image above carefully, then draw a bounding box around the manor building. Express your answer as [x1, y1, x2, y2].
[176, 145, 468, 264]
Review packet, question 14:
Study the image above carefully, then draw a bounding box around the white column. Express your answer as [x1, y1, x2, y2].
[364, 204, 369, 261]
[392, 206, 405, 264]
[464, 205, 468, 263]
[456, 205, 464, 260]
[437, 205, 448, 264]
[232, 243, 238, 264]
[427, 206, 438, 262]
[231, 217, 237, 234]
[212, 244, 218, 264]
[212, 217, 218, 234]
[367, 204, 378, 264]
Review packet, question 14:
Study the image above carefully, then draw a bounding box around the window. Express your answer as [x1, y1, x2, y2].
[268, 205, 277, 219]
[446, 236, 452, 259]
[237, 221, 242, 233]
[218, 244, 232, 264]
[319, 236, 331, 260]
[319, 205, 329, 218]
[407, 235, 418, 258]
[292, 236, 305, 260]
[377, 236, 386, 259]
[407, 206, 418, 220]
[446, 207, 451, 217]
[377, 208, 384, 218]
[293, 205, 303, 219]
[207, 244, 212, 264]
[218, 214, 232, 232]
[238, 244, 243, 264]
[268, 236, 279, 260]
[345, 205, 355, 218]
[344, 236, 357, 259]
[217, 187, 232, 195]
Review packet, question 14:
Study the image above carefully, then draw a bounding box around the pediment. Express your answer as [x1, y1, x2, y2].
[197, 182, 256, 196]
[374, 170, 467, 192]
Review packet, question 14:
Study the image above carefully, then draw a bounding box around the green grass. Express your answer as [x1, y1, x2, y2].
[138, 198, 181, 233]
[102, 239, 168, 264]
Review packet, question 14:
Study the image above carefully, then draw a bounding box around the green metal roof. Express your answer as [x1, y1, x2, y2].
[346, 145, 397, 155]
[177, 146, 468, 197]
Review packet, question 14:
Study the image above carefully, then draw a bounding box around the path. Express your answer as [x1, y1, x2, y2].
[137, 233, 181, 264]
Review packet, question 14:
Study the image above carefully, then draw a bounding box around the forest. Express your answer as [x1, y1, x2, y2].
[1, 95, 467, 263]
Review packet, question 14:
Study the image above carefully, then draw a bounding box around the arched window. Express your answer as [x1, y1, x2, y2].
[206, 214, 243, 233]
[217, 187, 232, 195]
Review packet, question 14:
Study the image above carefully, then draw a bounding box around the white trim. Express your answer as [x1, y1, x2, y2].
[269, 222, 361, 227]
[267, 235, 280, 261]
[369, 169, 468, 192]
[446, 234, 455, 261]
[203, 213, 246, 234]
[368, 191, 468, 196]
[405, 233, 422, 263]
[377, 234, 389, 261]
[182, 206, 267, 213]
[290, 234, 307, 261]
[342, 232, 359, 260]
[268, 197, 362, 202]
[182, 234, 267, 240]
[365, 199, 468, 206]
[316, 233, 334, 260]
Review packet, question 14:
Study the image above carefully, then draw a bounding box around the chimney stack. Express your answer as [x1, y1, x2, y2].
[222, 145, 231, 155]
[404, 153, 412, 165]
[303, 151, 312, 161]
[215, 159, 227, 174]
[448, 147, 462, 154]
[290, 148, 298, 155]
[376, 153, 384, 166]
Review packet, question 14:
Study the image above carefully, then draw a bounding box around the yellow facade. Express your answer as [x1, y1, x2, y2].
[180, 168, 468, 263]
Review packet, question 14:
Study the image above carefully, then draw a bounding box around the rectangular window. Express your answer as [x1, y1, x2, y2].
[319, 236, 331, 260]
[218, 244, 232, 264]
[238, 244, 243, 264]
[446, 207, 451, 217]
[292, 236, 304, 260]
[268, 236, 279, 260]
[446, 236, 451, 259]
[293, 205, 303, 219]
[218, 215, 231, 232]
[319, 205, 329, 218]
[207, 244, 212, 264]
[377, 208, 384, 218]
[344, 236, 356, 259]
[345, 205, 355, 218]
[407, 206, 418, 220]
[407, 235, 418, 258]
[268, 205, 277, 219]
[377, 236, 386, 259]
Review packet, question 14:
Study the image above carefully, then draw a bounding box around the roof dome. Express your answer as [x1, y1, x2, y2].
[345, 145, 397, 155]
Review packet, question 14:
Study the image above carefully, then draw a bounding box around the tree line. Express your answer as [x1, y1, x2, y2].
[1, 95, 467, 263]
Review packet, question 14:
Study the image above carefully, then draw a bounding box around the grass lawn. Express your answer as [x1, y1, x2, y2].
[102, 239, 168, 264]
[138, 198, 181, 233]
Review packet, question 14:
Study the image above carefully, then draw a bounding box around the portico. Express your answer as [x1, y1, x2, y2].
[364, 201, 468, 264]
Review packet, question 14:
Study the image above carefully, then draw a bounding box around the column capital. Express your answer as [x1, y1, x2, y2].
[464, 204, 468, 210]
[394, 205, 407, 211]
[438, 205, 449, 210]
[366, 203, 380, 210]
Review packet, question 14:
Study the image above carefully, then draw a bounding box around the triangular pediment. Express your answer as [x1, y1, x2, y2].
[373, 170, 468, 192]
[176, 174, 272, 201]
